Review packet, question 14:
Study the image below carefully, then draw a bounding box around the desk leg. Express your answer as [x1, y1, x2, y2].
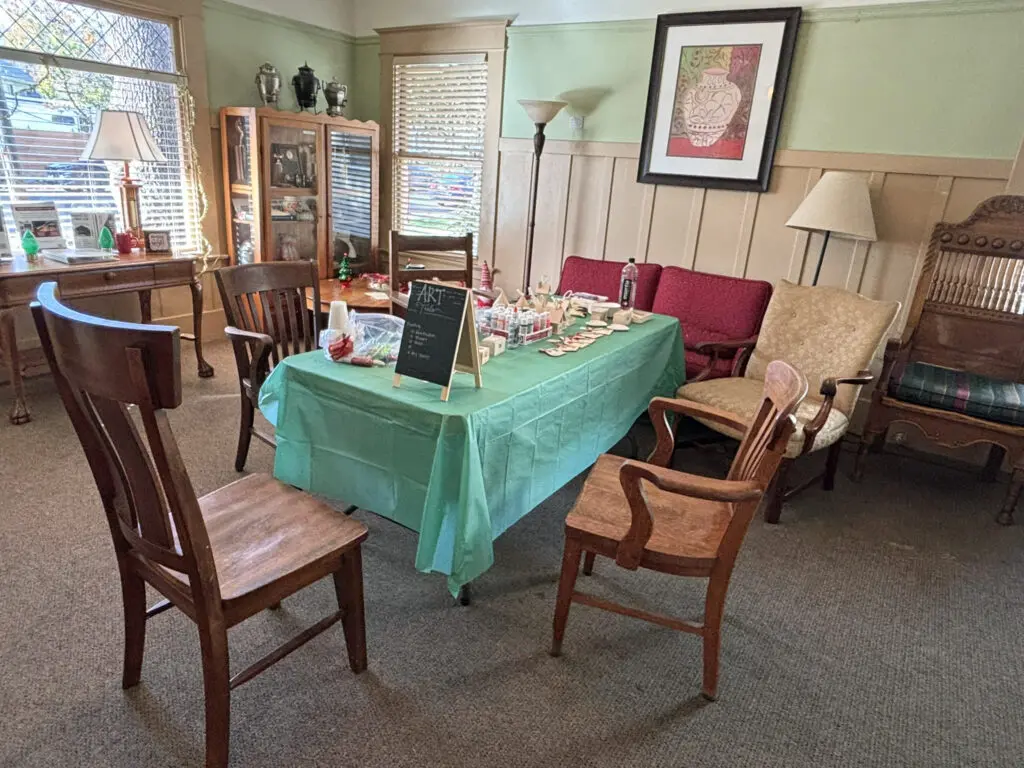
[0, 310, 29, 425]
[138, 289, 152, 324]
[189, 276, 214, 378]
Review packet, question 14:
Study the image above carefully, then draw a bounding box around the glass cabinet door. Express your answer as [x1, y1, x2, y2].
[327, 125, 379, 277]
[262, 119, 325, 273]
[221, 108, 260, 265]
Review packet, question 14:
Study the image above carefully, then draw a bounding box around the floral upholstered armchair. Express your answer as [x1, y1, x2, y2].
[674, 280, 900, 523]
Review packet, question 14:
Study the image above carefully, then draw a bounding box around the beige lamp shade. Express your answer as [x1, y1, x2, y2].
[518, 99, 566, 125]
[80, 110, 166, 163]
[786, 171, 877, 241]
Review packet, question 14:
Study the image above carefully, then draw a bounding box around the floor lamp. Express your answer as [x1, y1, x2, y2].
[786, 171, 877, 286]
[518, 99, 566, 293]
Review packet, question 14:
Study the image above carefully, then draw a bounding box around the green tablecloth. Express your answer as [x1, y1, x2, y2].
[259, 314, 685, 595]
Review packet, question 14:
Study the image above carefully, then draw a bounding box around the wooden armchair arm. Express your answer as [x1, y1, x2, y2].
[225, 326, 274, 398]
[800, 370, 874, 454]
[691, 335, 758, 382]
[647, 396, 749, 467]
[615, 460, 762, 569]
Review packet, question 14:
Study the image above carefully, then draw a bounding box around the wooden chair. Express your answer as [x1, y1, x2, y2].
[215, 261, 320, 471]
[674, 280, 899, 523]
[854, 195, 1024, 524]
[389, 231, 473, 316]
[551, 361, 807, 701]
[31, 282, 367, 768]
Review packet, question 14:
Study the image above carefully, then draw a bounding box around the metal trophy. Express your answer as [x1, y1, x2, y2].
[292, 63, 321, 112]
[255, 62, 282, 107]
[324, 79, 348, 117]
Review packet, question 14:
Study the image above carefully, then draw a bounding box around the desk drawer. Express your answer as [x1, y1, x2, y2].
[0, 275, 44, 308]
[152, 259, 195, 285]
[58, 265, 157, 297]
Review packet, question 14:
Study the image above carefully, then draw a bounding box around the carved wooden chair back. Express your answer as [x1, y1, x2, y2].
[31, 282, 218, 608]
[389, 232, 474, 294]
[902, 195, 1024, 382]
[216, 260, 321, 368]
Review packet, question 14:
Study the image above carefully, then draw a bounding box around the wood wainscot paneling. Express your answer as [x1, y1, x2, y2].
[491, 137, 1013, 461]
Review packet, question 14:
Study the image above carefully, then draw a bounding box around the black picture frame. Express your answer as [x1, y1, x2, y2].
[637, 7, 801, 192]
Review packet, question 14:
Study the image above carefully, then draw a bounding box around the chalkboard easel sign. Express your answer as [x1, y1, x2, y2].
[392, 281, 482, 401]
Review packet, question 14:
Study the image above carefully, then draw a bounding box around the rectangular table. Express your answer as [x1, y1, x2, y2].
[259, 314, 685, 595]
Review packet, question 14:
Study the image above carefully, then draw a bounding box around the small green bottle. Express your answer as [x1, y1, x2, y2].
[21, 230, 39, 262]
[98, 226, 114, 251]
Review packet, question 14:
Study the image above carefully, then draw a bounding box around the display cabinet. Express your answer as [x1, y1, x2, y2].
[220, 107, 379, 278]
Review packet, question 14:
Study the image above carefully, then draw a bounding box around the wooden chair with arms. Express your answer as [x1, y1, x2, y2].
[854, 195, 1024, 524]
[389, 231, 473, 316]
[551, 360, 807, 701]
[31, 283, 367, 768]
[215, 260, 321, 471]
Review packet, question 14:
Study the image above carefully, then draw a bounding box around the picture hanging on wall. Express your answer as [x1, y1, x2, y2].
[638, 7, 801, 192]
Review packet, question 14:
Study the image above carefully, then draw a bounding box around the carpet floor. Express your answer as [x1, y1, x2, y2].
[1, 340, 1023, 767]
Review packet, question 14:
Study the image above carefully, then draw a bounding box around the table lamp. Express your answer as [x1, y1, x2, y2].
[518, 99, 566, 293]
[81, 110, 166, 242]
[786, 171, 877, 286]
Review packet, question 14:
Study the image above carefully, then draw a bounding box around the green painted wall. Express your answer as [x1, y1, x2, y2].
[202, 0, 353, 113]
[352, 38, 381, 123]
[501, 4, 1024, 159]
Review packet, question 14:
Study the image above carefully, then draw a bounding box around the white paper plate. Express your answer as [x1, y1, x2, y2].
[609, 324, 630, 332]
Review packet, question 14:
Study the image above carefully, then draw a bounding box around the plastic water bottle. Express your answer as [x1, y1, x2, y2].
[619, 257, 638, 309]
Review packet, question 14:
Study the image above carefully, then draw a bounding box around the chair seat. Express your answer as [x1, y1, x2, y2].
[163, 474, 367, 608]
[890, 362, 1024, 428]
[566, 454, 731, 573]
[677, 377, 848, 458]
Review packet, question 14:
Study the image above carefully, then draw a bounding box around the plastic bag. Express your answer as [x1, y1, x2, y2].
[320, 312, 405, 366]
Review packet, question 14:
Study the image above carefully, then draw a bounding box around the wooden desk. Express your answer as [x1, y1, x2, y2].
[0, 252, 214, 425]
[310, 276, 392, 313]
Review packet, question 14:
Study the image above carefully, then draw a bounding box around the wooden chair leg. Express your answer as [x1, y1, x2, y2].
[982, 445, 1006, 483]
[853, 430, 880, 483]
[333, 547, 367, 673]
[997, 466, 1023, 526]
[198, 622, 231, 768]
[550, 537, 583, 657]
[120, 570, 147, 689]
[763, 459, 791, 524]
[822, 441, 842, 492]
[235, 395, 255, 472]
[701, 574, 728, 701]
[582, 551, 596, 576]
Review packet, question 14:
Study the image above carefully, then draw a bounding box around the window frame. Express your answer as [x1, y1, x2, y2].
[377, 19, 509, 272]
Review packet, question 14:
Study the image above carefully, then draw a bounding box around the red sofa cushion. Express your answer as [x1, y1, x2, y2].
[652, 266, 773, 381]
[556, 256, 661, 312]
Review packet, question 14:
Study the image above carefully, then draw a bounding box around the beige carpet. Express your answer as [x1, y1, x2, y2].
[1, 339, 1023, 767]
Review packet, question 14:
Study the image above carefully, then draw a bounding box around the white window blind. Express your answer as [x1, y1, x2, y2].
[392, 55, 487, 252]
[0, 0, 203, 252]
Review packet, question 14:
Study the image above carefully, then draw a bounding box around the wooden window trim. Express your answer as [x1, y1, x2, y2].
[377, 19, 511, 270]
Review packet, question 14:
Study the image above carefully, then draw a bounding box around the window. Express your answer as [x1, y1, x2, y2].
[391, 55, 488, 252]
[0, 0, 204, 251]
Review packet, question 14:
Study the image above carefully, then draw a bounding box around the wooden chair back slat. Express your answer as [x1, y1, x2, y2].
[903, 195, 1024, 383]
[31, 283, 217, 593]
[389, 231, 474, 294]
[216, 261, 321, 369]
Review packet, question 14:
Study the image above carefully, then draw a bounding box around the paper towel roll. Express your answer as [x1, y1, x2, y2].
[328, 301, 349, 333]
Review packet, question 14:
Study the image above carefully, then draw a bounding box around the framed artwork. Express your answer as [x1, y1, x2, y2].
[143, 229, 172, 253]
[638, 8, 801, 192]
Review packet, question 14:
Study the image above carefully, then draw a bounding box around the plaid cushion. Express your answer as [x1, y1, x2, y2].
[889, 362, 1024, 427]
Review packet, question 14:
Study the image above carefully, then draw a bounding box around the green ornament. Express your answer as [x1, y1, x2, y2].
[21, 230, 39, 257]
[338, 254, 352, 282]
[98, 226, 114, 251]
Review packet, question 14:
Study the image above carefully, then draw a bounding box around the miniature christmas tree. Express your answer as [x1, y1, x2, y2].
[98, 226, 114, 251]
[338, 254, 352, 283]
[21, 230, 39, 259]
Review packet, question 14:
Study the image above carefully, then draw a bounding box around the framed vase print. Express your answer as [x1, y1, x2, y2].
[638, 8, 801, 192]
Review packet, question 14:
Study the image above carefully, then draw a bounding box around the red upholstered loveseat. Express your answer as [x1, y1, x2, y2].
[556, 256, 773, 381]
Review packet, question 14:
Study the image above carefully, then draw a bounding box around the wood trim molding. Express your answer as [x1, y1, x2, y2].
[498, 138, 1014, 180]
[376, 19, 511, 55]
[1008, 131, 1024, 195]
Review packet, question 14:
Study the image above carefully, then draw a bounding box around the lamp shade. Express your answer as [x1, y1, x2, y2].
[786, 171, 877, 241]
[80, 110, 166, 163]
[518, 99, 566, 125]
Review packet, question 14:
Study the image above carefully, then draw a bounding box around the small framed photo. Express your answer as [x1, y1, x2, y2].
[638, 7, 801, 192]
[143, 230, 172, 254]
